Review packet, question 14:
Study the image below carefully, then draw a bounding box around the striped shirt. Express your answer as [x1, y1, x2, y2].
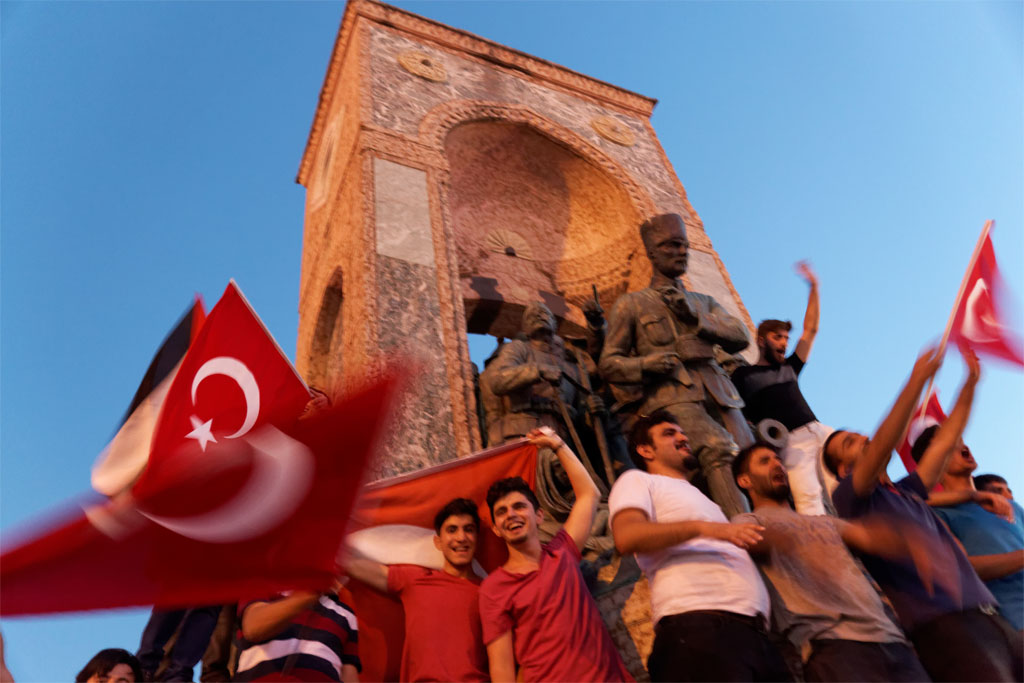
[235, 590, 361, 681]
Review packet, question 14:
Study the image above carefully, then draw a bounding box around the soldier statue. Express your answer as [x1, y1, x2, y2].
[599, 213, 754, 517]
[481, 302, 613, 553]
[482, 302, 599, 449]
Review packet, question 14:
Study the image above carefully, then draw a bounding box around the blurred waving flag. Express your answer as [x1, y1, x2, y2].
[897, 389, 947, 474]
[1, 281, 400, 615]
[947, 222, 1024, 366]
[91, 297, 206, 496]
[134, 280, 311, 499]
[345, 440, 539, 682]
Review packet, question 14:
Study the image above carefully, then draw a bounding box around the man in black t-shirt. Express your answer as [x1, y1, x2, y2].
[732, 261, 833, 514]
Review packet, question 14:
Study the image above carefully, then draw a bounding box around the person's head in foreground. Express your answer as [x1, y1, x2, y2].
[628, 409, 699, 476]
[486, 477, 542, 547]
[733, 442, 790, 506]
[756, 319, 792, 365]
[910, 424, 975, 477]
[75, 649, 143, 683]
[433, 497, 480, 570]
[975, 473, 1013, 501]
[821, 428, 869, 481]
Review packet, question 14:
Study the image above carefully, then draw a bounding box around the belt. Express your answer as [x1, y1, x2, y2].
[660, 610, 768, 633]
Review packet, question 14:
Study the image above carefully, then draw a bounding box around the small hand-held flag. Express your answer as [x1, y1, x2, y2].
[945, 221, 1024, 366]
[897, 389, 947, 474]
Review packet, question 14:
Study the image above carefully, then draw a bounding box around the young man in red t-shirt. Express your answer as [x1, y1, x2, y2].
[345, 498, 489, 682]
[480, 428, 632, 682]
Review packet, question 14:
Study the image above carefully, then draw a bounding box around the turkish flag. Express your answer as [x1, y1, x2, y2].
[345, 440, 538, 682]
[0, 374, 399, 615]
[897, 389, 948, 474]
[948, 228, 1024, 366]
[135, 280, 311, 498]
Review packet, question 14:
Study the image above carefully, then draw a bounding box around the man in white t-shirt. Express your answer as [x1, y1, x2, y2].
[609, 409, 792, 682]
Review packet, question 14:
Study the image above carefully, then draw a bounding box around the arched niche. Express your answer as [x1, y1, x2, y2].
[308, 267, 344, 391]
[443, 119, 646, 339]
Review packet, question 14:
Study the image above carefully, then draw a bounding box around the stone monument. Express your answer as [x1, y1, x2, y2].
[294, 2, 757, 676]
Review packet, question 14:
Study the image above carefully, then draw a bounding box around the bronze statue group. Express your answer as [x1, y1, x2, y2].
[81, 214, 1023, 682]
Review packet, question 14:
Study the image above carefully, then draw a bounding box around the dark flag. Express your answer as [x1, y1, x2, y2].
[91, 297, 206, 496]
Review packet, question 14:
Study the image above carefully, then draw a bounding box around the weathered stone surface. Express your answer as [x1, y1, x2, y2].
[373, 254, 457, 477]
[374, 158, 435, 267]
[595, 554, 654, 682]
[686, 249, 757, 363]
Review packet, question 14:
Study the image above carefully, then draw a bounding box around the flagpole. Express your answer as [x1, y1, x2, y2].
[918, 219, 993, 419]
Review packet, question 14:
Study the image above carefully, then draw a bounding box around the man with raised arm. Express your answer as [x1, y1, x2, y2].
[733, 442, 930, 681]
[823, 346, 1020, 681]
[731, 261, 832, 514]
[910, 429, 1024, 631]
[479, 428, 631, 682]
[608, 410, 791, 682]
[343, 498, 488, 682]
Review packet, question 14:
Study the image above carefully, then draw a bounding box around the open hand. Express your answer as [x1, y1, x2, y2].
[794, 260, 818, 287]
[911, 346, 944, 382]
[703, 521, 764, 549]
[959, 341, 981, 385]
[976, 490, 1013, 523]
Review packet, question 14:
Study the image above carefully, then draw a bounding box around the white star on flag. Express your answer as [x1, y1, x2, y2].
[186, 415, 217, 451]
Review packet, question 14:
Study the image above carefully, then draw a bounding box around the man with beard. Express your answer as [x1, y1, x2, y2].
[823, 346, 1019, 681]
[480, 428, 631, 682]
[601, 214, 753, 518]
[609, 410, 790, 682]
[911, 429, 1024, 632]
[344, 498, 489, 682]
[732, 443, 931, 682]
[731, 261, 831, 515]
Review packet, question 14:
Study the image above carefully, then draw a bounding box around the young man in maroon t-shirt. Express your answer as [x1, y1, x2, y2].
[345, 497, 488, 682]
[480, 428, 633, 682]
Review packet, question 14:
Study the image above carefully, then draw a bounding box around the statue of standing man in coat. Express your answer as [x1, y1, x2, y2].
[599, 213, 754, 517]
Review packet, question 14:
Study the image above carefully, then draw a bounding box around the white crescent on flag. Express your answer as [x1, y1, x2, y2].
[191, 356, 261, 439]
[962, 279, 1000, 344]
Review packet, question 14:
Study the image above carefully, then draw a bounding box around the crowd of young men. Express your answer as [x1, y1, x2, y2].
[207, 334, 1019, 681]
[127, 266, 1020, 682]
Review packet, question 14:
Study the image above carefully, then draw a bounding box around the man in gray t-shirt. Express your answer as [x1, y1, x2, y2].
[733, 443, 931, 682]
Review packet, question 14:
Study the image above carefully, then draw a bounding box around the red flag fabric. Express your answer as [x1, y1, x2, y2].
[136, 280, 311, 498]
[897, 389, 948, 474]
[0, 376, 398, 615]
[346, 441, 538, 682]
[948, 229, 1024, 366]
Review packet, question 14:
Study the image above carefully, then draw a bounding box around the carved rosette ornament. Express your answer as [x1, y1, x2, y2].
[397, 50, 447, 82]
[591, 115, 636, 147]
[485, 229, 534, 261]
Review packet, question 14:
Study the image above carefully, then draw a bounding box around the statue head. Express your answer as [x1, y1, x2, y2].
[640, 213, 689, 279]
[522, 301, 556, 342]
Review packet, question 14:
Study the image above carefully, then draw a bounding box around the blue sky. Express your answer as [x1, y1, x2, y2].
[2, 1, 1021, 679]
